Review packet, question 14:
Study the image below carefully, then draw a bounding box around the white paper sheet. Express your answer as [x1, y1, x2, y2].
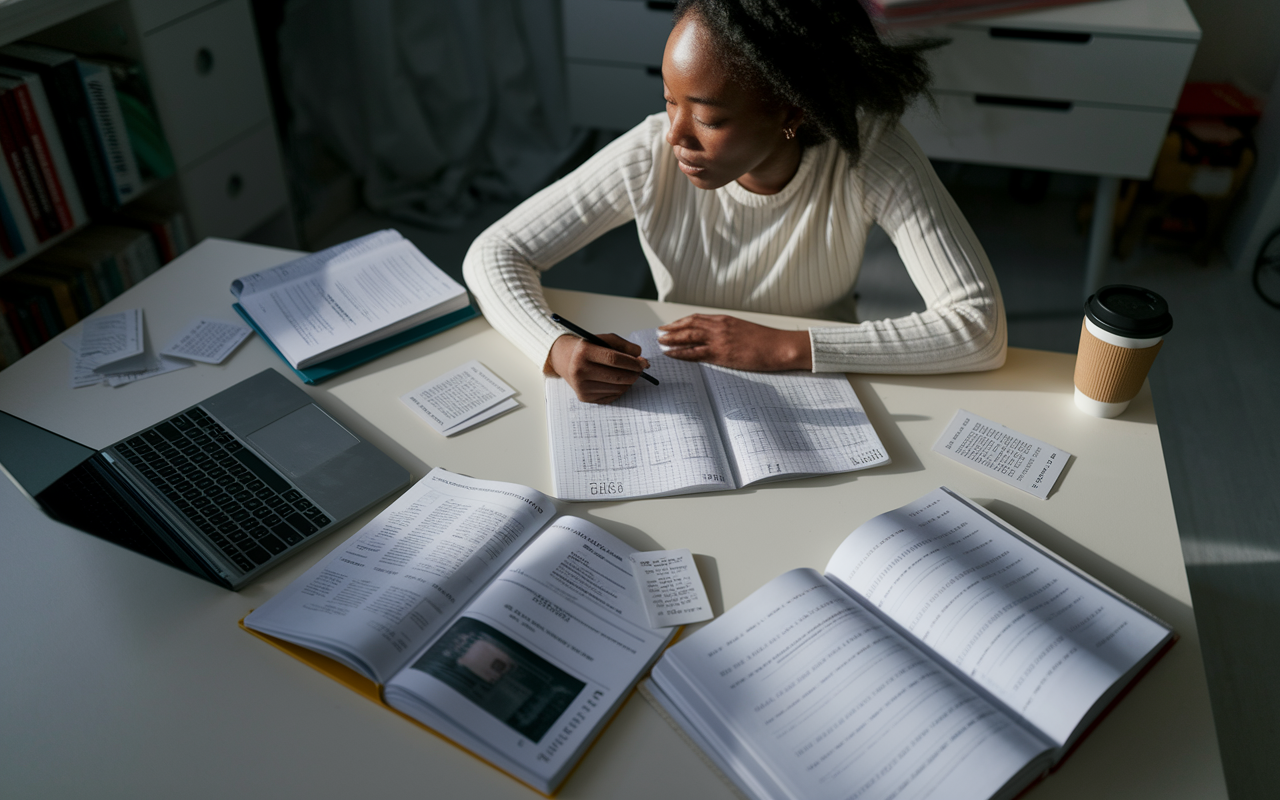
[160, 318, 252, 364]
[79, 309, 145, 374]
[65, 330, 192, 389]
[932, 410, 1071, 499]
[629, 548, 713, 627]
[401, 360, 518, 435]
[62, 334, 102, 388]
[104, 352, 193, 386]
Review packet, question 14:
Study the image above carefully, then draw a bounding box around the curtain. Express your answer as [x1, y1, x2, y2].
[279, 0, 584, 228]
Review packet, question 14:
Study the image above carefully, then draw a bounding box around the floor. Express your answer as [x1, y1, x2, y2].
[315, 161, 1280, 800]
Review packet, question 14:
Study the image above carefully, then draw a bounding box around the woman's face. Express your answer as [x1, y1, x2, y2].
[661, 14, 801, 194]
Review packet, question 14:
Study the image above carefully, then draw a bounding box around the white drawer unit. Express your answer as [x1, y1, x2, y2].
[904, 94, 1173, 177]
[179, 121, 287, 241]
[564, 0, 673, 130]
[919, 25, 1196, 109]
[139, 0, 273, 170]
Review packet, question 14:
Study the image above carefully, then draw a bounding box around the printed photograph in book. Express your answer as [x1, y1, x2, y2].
[410, 617, 586, 743]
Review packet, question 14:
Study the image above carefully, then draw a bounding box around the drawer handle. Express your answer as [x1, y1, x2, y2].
[989, 27, 1091, 44]
[646, 1, 677, 11]
[227, 173, 244, 198]
[975, 94, 1072, 112]
[196, 47, 215, 75]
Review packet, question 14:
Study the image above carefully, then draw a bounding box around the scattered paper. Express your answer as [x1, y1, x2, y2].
[64, 330, 192, 389]
[161, 318, 252, 364]
[79, 309, 145, 374]
[629, 549, 714, 628]
[932, 410, 1071, 500]
[401, 360, 519, 435]
[63, 334, 103, 388]
[104, 352, 193, 386]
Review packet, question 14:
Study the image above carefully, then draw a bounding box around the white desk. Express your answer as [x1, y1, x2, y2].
[0, 240, 1225, 799]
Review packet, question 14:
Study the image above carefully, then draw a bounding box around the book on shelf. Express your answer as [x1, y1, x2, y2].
[642, 486, 1175, 800]
[93, 56, 174, 184]
[0, 42, 119, 216]
[244, 468, 677, 795]
[0, 62, 89, 238]
[546, 332, 890, 501]
[77, 58, 142, 205]
[0, 74, 58, 243]
[113, 205, 190, 263]
[230, 229, 477, 385]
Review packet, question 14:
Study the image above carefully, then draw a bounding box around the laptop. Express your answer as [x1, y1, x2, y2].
[0, 368, 410, 589]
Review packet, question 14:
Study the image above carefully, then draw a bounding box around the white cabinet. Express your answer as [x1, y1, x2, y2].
[901, 3, 1199, 179]
[564, 0, 670, 130]
[1, 0, 294, 247]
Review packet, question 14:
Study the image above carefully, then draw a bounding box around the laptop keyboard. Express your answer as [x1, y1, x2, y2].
[110, 407, 332, 574]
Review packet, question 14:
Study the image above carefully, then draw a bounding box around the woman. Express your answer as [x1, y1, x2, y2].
[463, 0, 1005, 404]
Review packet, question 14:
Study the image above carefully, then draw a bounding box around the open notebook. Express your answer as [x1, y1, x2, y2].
[546, 329, 889, 501]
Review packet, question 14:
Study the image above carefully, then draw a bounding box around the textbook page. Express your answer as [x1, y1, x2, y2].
[230, 229, 403, 298]
[699, 364, 890, 486]
[823, 488, 1172, 748]
[650, 569, 1052, 800]
[383, 515, 674, 792]
[244, 469, 554, 684]
[546, 329, 734, 500]
[235, 237, 469, 368]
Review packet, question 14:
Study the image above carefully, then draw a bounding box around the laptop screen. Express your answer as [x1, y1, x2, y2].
[0, 410, 96, 499]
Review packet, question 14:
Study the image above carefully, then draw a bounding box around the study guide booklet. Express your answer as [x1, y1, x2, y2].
[643, 487, 1174, 800]
[546, 329, 890, 501]
[243, 468, 676, 795]
[230, 230, 472, 371]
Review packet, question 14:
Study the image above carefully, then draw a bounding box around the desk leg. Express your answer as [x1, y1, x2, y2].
[1085, 176, 1120, 298]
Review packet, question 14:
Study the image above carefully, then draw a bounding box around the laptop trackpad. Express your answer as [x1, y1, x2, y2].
[247, 405, 359, 478]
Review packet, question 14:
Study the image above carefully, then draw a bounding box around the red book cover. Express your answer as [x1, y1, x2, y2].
[0, 87, 50, 241]
[9, 78, 72, 231]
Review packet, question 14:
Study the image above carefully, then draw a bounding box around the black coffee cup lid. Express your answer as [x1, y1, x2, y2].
[1084, 285, 1173, 338]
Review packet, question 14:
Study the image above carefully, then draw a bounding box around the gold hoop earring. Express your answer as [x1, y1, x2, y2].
[783, 127, 796, 141]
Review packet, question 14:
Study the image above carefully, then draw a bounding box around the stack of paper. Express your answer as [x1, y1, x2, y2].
[401, 360, 518, 435]
[66, 308, 191, 388]
[66, 311, 253, 389]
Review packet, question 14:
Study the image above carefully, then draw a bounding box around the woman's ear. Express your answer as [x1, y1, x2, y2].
[783, 106, 805, 137]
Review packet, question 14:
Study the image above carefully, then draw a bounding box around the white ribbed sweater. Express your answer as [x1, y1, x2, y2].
[462, 113, 1006, 374]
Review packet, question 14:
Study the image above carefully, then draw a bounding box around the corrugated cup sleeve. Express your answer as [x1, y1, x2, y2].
[1074, 321, 1163, 403]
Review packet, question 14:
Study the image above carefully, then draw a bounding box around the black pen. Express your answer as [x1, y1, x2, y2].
[551, 314, 660, 385]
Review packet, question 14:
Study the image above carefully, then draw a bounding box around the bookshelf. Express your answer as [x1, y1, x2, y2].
[0, 0, 295, 367]
[0, 0, 294, 278]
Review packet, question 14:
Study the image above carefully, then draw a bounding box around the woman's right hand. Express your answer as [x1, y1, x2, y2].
[546, 333, 650, 404]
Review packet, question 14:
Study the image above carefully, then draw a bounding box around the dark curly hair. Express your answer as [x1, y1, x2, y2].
[672, 0, 941, 162]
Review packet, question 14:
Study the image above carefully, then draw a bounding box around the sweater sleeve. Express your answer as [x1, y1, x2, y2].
[808, 124, 1007, 374]
[462, 120, 656, 366]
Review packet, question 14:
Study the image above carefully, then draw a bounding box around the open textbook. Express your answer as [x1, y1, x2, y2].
[230, 230, 474, 382]
[643, 487, 1174, 800]
[546, 329, 890, 501]
[243, 469, 675, 795]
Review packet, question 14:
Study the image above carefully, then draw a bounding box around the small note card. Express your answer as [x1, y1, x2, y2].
[932, 409, 1071, 500]
[401, 360, 519, 435]
[629, 548, 713, 628]
[161, 318, 253, 364]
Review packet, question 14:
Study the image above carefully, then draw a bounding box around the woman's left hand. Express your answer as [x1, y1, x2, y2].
[658, 314, 813, 371]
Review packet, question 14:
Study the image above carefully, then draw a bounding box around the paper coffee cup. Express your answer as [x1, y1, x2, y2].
[1073, 285, 1172, 418]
